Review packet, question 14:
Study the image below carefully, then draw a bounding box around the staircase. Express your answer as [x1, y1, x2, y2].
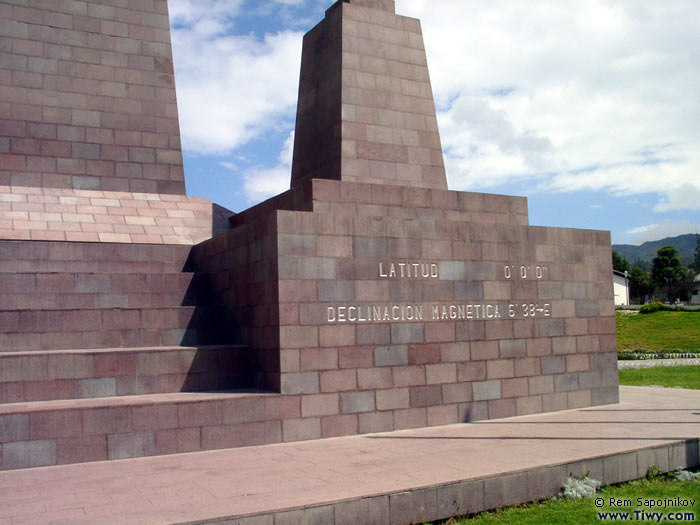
[0, 240, 281, 471]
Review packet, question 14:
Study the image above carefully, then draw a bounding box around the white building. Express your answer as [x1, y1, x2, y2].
[692, 274, 700, 305]
[613, 270, 630, 306]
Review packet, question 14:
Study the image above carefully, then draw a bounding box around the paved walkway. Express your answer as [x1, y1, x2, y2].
[618, 358, 700, 369]
[1, 386, 699, 525]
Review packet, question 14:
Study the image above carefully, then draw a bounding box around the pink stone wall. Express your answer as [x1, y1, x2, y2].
[191, 179, 619, 438]
[192, 212, 282, 390]
[0, 0, 185, 194]
[273, 209, 618, 434]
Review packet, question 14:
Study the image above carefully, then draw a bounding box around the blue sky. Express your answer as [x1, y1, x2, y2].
[168, 0, 700, 245]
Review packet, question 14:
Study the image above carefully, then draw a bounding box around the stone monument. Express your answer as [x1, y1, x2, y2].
[193, 0, 619, 426]
[0, 0, 618, 470]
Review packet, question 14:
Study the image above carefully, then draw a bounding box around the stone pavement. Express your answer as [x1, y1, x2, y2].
[618, 358, 700, 369]
[1, 386, 698, 525]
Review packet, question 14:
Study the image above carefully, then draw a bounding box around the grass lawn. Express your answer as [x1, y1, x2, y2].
[616, 310, 700, 351]
[450, 475, 699, 524]
[618, 365, 700, 390]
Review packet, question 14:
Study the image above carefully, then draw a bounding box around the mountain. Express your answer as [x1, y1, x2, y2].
[613, 233, 697, 266]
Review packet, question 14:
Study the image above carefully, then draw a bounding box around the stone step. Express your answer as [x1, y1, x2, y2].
[0, 389, 297, 470]
[0, 346, 253, 404]
[0, 272, 207, 309]
[0, 291, 201, 310]
[0, 240, 193, 274]
[0, 306, 230, 352]
[229, 179, 529, 228]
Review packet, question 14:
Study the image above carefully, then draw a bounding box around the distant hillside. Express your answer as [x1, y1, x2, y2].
[613, 233, 697, 265]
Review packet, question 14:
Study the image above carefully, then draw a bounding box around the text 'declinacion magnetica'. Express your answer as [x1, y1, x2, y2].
[326, 302, 552, 324]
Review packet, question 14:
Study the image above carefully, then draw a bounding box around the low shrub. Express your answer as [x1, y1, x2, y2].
[559, 474, 601, 499]
[673, 469, 700, 481]
[639, 302, 671, 314]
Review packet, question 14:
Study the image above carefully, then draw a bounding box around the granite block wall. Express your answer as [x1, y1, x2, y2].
[0, 0, 185, 194]
[191, 211, 281, 390]
[273, 214, 618, 436]
[191, 179, 618, 439]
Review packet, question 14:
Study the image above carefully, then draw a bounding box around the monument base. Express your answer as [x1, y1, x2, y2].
[192, 178, 619, 432]
[0, 178, 618, 470]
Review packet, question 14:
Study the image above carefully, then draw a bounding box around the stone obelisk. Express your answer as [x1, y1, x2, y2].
[291, 0, 447, 189]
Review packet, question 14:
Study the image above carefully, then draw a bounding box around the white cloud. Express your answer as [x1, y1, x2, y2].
[399, 0, 700, 210]
[654, 183, 700, 212]
[169, 1, 303, 155]
[439, 96, 552, 188]
[627, 219, 700, 244]
[238, 132, 294, 202]
[168, 0, 246, 39]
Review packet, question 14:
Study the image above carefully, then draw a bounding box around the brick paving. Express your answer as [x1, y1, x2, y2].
[1, 386, 698, 524]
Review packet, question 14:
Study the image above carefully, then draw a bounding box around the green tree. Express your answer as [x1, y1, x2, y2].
[628, 265, 654, 303]
[651, 246, 688, 301]
[693, 233, 700, 273]
[612, 250, 630, 272]
[633, 258, 651, 272]
[679, 271, 698, 302]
